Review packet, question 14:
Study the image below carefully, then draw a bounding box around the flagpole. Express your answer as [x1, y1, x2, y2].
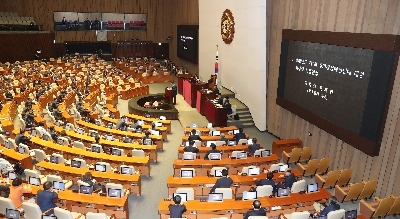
[215, 44, 219, 85]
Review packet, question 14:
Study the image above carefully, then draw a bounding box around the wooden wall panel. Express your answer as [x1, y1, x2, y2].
[267, 0, 400, 197]
[0, 0, 198, 74]
[0, 33, 54, 62]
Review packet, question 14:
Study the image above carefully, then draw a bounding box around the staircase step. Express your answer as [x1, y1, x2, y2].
[241, 122, 255, 128]
[239, 115, 252, 120]
[236, 108, 249, 112]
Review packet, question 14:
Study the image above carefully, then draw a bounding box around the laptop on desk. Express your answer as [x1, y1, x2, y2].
[208, 193, 223, 202]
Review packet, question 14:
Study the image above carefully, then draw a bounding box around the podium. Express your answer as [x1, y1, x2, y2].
[272, 139, 302, 157]
[164, 87, 173, 104]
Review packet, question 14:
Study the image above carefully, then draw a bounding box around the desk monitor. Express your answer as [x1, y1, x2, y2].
[180, 169, 193, 178]
[5, 208, 20, 219]
[95, 164, 106, 172]
[18, 146, 25, 154]
[243, 191, 257, 200]
[77, 128, 84, 135]
[233, 129, 240, 134]
[184, 141, 191, 147]
[207, 123, 213, 128]
[248, 167, 260, 175]
[212, 131, 221, 136]
[71, 160, 81, 168]
[65, 125, 71, 131]
[31, 130, 37, 136]
[345, 210, 357, 219]
[247, 139, 253, 145]
[137, 120, 145, 126]
[89, 130, 97, 137]
[42, 216, 57, 219]
[57, 138, 64, 145]
[206, 141, 216, 147]
[154, 122, 162, 127]
[191, 123, 198, 128]
[120, 166, 133, 175]
[214, 169, 223, 177]
[42, 135, 49, 141]
[108, 188, 122, 198]
[261, 150, 271, 157]
[173, 193, 188, 202]
[228, 140, 236, 146]
[79, 185, 93, 194]
[29, 176, 40, 186]
[107, 123, 113, 129]
[279, 164, 289, 172]
[53, 181, 65, 191]
[208, 193, 223, 202]
[8, 172, 16, 180]
[111, 148, 122, 156]
[159, 116, 166, 120]
[4, 141, 10, 149]
[236, 152, 247, 159]
[209, 153, 222, 160]
[183, 153, 195, 160]
[122, 137, 132, 143]
[91, 144, 101, 153]
[106, 135, 114, 141]
[307, 183, 318, 193]
[151, 130, 160, 136]
[277, 188, 290, 197]
[143, 139, 153, 145]
[49, 155, 59, 164]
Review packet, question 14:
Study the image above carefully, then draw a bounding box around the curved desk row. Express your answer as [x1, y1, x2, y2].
[36, 161, 141, 196]
[30, 137, 151, 176]
[76, 120, 164, 150]
[158, 188, 330, 219]
[53, 125, 158, 162]
[177, 145, 250, 159]
[125, 113, 171, 133]
[120, 85, 149, 100]
[173, 155, 280, 176]
[183, 126, 239, 135]
[167, 170, 302, 197]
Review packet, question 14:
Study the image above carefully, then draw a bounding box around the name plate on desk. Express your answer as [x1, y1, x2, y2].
[227, 210, 234, 214]
[131, 182, 137, 186]
[190, 211, 197, 214]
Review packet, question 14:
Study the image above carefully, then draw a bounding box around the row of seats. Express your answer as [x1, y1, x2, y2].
[296, 157, 331, 176]
[335, 180, 378, 203]
[282, 147, 312, 164]
[360, 195, 400, 218]
[315, 169, 352, 189]
[0, 198, 115, 219]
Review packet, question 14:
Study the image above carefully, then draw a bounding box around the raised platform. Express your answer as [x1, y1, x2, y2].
[128, 94, 179, 120]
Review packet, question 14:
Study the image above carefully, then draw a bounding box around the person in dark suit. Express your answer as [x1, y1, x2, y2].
[224, 99, 232, 115]
[255, 172, 276, 194]
[219, 133, 228, 144]
[168, 194, 187, 218]
[210, 169, 233, 193]
[188, 129, 202, 141]
[82, 172, 106, 193]
[184, 141, 199, 153]
[48, 126, 58, 142]
[116, 116, 127, 130]
[15, 129, 29, 146]
[234, 128, 246, 144]
[244, 200, 267, 219]
[204, 143, 221, 159]
[171, 83, 177, 105]
[281, 168, 296, 188]
[61, 17, 67, 25]
[248, 138, 261, 156]
[215, 93, 223, 105]
[212, 85, 219, 94]
[37, 181, 58, 215]
[315, 197, 340, 217]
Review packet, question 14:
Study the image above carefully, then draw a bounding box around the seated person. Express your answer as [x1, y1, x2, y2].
[220, 133, 228, 144]
[168, 194, 187, 218]
[142, 131, 152, 144]
[188, 129, 202, 141]
[255, 172, 276, 194]
[210, 169, 233, 193]
[224, 99, 232, 115]
[9, 177, 32, 208]
[234, 128, 246, 144]
[116, 116, 128, 130]
[82, 172, 106, 193]
[48, 126, 58, 141]
[37, 181, 58, 215]
[183, 141, 199, 153]
[277, 168, 296, 189]
[215, 93, 223, 105]
[131, 119, 141, 129]
[212, 85, 219, 94]
[59, 130, 72, 145]
[313, 197, 340, 217]
[204, 143, 221, 159]
[244, 200, 267, 219]
[15, 129, 29, 146]
[248, 138, 261, 155]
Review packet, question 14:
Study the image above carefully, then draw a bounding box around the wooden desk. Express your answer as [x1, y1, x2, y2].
[76, 120, 164, 150]
[181, 134, 248, 143]
[183, 126, 238, 135]
[102, 116, 168, 141]
[125, 113, 172, 133]
[166, 170, 302, 197]
[53, 126, 158, 162]
[36, 161, 141, 196]
[158, 189, 331, 219]
[272, 139, 302, 157]
[204, 98, 227, 127]
[30, 137, 151, 176]
[0, 146, 33, 169]
[177, 145, 250, 159]
[173, 155, 280, 176]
